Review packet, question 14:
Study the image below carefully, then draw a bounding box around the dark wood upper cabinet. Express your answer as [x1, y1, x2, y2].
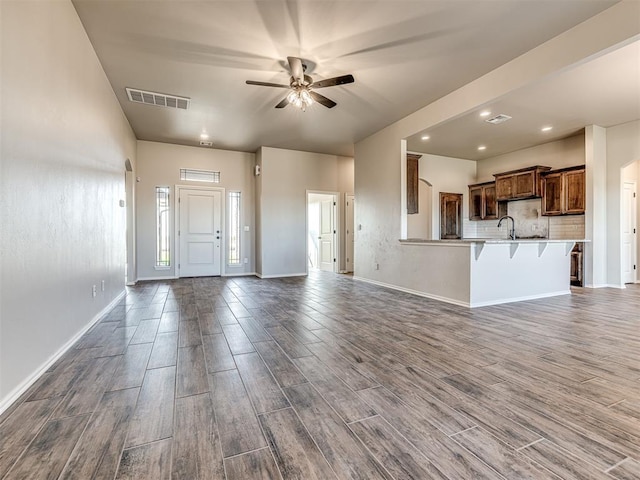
[494, 166, 551, 201]
[542, 165, 585, 216]
[440, 192, 462, 239]
[468, 181, 507, 221]
[406, 154, 421, 214]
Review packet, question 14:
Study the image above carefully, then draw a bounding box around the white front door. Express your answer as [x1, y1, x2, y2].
[319, 197, 336, 272]
[179, 188, 222, 277]
[622, 182, 637, 284]
[345, 194, 354, 272]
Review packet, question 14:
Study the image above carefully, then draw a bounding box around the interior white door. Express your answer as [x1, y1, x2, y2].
[622, 182, 637, 284]
[179, 188, 222, 277]
[345, 194, 354, 272]
[319, 197, 335, 272]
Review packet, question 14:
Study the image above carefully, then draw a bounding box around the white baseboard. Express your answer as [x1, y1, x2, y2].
[136, 275, 178, 281]
[223, 272, 257, 277]
[469, 290, 571, 308]
[255, 272, 307, 279]
[353, 276, 471, 308]
[0, 291, 126, 416]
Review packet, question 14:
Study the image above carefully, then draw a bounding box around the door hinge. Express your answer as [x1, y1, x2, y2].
[178, 197, 181, 203]
[333, 230, 336, 234]
[178, 230, 180, 236]
[634, 265, 637, 270]
[333, 201, 336, 206]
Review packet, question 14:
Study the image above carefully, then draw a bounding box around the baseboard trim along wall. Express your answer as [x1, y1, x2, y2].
[0, 291, 126, 416]
[353, 276, 471, 308]
[223, 272, 257, 277]
[136, 275, 178, 282]
[469, 290, 571, 308]
[255, 272, 308, 279]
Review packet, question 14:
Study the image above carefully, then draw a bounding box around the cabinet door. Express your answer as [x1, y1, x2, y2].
[564, 169, 585, 214]
[542, 173, 563, 215]
[440, 193, 462, 239]
[513, 171, 535, 198]
[469, 186, 483, 220]
[495, 176, 512, 200]
[483, 184, 499, 219]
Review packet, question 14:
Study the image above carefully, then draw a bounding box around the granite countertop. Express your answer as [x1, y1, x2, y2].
[401, 238, 588, 245]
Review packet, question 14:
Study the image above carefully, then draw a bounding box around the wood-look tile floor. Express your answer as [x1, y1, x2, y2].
[1, 272, 639, 479]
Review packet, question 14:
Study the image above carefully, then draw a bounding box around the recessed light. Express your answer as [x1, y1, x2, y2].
[200, 132, 209, 140]
[421, 135, 430, 141]
[480, 110, 491, 117]
[541, 126, 553, 132]
[477, 145, 487, 151]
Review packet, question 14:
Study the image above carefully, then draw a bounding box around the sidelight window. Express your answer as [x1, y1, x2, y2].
[229, 191, 241, 265]
[155, 186, 171, 268]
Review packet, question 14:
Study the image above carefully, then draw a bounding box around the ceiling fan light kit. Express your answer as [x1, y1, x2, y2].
[246, 56, 354, 111]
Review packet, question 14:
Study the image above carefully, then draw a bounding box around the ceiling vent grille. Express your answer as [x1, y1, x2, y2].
[199, 140, 213, 147]
[126, 87, 190, 110]
[485, 114, 512, 125]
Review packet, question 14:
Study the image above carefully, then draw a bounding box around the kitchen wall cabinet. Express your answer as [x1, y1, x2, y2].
[542, 165, 585, 215]
[469, 181, 507, 220]
[494, 165, 551, 201]
[406, 153, 421, 214]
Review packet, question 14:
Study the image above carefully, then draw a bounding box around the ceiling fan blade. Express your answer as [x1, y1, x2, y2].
[275, 97, 289, 109]
[312, 74, 354, 89]
[246, 80, 291, 88]
[310, 91, 336, 109]
[287, 56, 304, 83]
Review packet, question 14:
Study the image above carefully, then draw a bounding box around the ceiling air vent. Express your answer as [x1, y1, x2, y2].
[199, 140, 213, 147]
[125, 87, 190, 110]
[485, 114, 512, 125]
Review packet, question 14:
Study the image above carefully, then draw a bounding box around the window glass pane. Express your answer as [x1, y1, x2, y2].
[156, 186, 170, 267]
[180, 168, 220, 183]
[229, 192, 241, 265]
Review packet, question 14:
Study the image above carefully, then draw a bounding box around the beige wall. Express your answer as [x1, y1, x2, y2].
[0, 0, 136, 408]
[256, 147, 354, 277]
[135, 141, 256, 279]
[476, 133, 585, 182]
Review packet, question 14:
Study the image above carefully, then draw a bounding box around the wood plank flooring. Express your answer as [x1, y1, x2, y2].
[1, 272, 639, 479]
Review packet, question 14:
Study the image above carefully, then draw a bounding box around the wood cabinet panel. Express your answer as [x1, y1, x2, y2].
[468, 182, 506, 221]
[542, 166, 585, 216]
[565, 169, 585, 214]
[407, 154, 421, 214]
[542, 173, 563, 215]
[494, 166, 551, 201]
[440, 192, 462, 239]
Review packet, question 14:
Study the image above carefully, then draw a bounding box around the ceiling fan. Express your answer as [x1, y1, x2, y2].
[246, 56, 354, 110]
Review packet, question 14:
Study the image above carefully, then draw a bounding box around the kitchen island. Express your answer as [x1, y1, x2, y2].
[399, 238, 586, 307]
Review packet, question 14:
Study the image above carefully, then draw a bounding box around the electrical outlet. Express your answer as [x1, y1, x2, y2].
[101, 280, 105, 291]
[92, 285, 97, 298]
[244, 258, 248, 264]
[374, 263, 379, 270]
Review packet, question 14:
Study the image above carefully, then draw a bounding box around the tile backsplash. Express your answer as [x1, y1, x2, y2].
[468, 198, 584, 239]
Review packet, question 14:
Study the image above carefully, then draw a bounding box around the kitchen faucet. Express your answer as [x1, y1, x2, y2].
[497, 215, 516, 240]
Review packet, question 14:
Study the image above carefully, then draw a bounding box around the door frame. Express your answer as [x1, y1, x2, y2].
[175, 185, 226, 278]
[306, 190, 340, 275]
[622, 181, 637, 284]
[345, 193, 355, 273]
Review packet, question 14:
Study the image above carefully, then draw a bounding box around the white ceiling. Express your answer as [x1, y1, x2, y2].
[72, 0, 621, 157]
[406, 39, 640, 160]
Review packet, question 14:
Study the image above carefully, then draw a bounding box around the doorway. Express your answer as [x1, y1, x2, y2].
[307, 192, 337, 272]
[176, 186, 224, 277]
[622, 181, 637, 284]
